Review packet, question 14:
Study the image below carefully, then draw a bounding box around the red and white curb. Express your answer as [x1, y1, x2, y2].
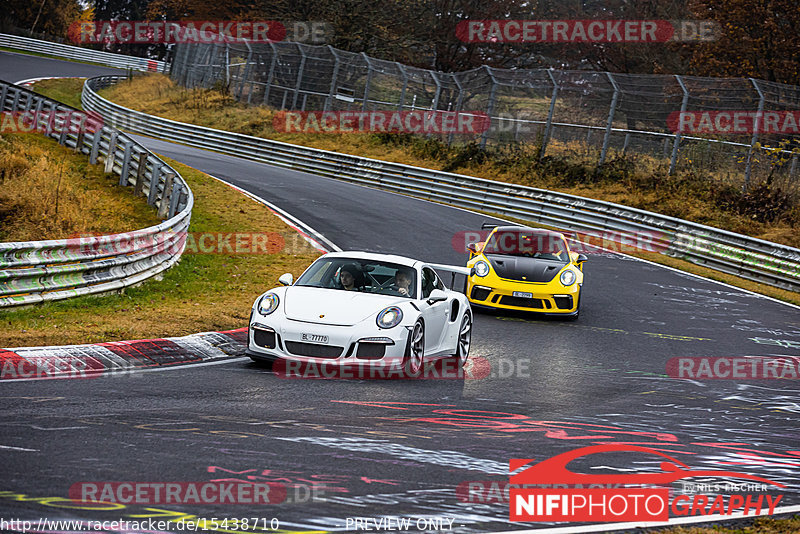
[0, 328, 248, 381]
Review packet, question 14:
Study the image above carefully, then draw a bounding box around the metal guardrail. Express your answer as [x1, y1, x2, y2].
[0, 79, 193, 307]
[82, 75, 800, 293]
[0, 33, 166, 73]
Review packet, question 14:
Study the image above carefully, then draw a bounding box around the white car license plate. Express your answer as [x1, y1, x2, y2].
[301, 333, 329, 343]
[512, 291, 533, 299]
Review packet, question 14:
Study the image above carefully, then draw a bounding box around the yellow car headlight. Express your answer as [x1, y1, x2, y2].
[474, 260, 490, 277]
[560, 269, 577, 286]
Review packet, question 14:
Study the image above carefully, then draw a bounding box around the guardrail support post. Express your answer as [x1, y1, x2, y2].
[119, 141, 134, 186]
[104, 131, 118, 173]
[361, 52, 374, 112]
[669, 75, 689, 175]
[292, 44, 308, 110]
[58, 110, 70, 145]
[158, 173, 175, 218]
[540, 70, 559, 159]
[744, 78, 765, 191]
[74, 114, 87, 152]
[32, 98, 44, 131]
[0, 84, 8, 112]
[134, 152, 148, 196]
[11, 88, 20, 111]
[600, 72, 620, 165]
[148, 164, 162, 205]
[168, 182, 182, 218]
[89, 127, 103, 164]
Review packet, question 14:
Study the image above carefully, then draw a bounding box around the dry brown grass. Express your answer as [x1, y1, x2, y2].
[0, 133, 161, 242]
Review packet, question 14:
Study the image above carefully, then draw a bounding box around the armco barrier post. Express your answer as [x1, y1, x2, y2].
[104, 131, 118, 173]
[158, 173, 175, 218]
[134, 151, 148, 196]
[168, 181, 182, 218]
[119, 141, 134, 186]
[89, 127, 103, 164]
[148, 164, 162, 205]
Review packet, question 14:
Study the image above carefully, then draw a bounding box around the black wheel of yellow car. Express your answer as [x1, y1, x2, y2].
[402, 320, 424, 377]
[451, 313, 472, 367]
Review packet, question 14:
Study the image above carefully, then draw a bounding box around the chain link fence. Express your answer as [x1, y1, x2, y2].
[169, 40, 800, 192]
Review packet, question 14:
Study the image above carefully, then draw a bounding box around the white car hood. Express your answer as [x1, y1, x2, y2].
[283, 286, 407, 326]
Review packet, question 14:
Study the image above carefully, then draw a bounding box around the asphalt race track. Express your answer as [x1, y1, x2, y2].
[1, 52, 799, 533]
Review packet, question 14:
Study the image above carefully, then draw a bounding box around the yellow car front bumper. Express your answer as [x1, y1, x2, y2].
[466, 274, 581, 314]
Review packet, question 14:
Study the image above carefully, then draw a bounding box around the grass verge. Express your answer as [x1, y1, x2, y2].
[0, 152, 321, 348]
[28, 77, 86, 109]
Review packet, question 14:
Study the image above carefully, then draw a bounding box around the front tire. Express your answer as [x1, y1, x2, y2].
[402, 321, 425, 377]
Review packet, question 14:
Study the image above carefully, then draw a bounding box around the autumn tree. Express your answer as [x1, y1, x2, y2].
[687, 0, 800, 84]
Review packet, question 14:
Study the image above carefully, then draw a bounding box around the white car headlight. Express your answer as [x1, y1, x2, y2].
[257, 293, 280, 315]
[560, 269, 577, 286]
[377, 306, 403, 329]
[474, 260, 490, 277]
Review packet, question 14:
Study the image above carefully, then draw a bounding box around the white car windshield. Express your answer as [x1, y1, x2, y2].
[295, 258, 417, 297]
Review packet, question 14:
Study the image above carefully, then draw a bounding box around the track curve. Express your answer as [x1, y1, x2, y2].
[1, 52, 799, 533]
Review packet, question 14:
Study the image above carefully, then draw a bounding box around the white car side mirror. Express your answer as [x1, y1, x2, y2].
[427, 289, 447, 304]
[278, 273, 293, 286]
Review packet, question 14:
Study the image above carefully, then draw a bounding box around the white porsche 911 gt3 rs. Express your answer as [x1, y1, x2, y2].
[246, 252, 472, 377]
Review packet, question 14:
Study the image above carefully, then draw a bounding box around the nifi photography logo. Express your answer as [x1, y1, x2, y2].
[508, 444, 785, 523]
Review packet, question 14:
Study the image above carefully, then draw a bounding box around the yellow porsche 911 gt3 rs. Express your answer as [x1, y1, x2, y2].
[465, 224, 587, 318]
